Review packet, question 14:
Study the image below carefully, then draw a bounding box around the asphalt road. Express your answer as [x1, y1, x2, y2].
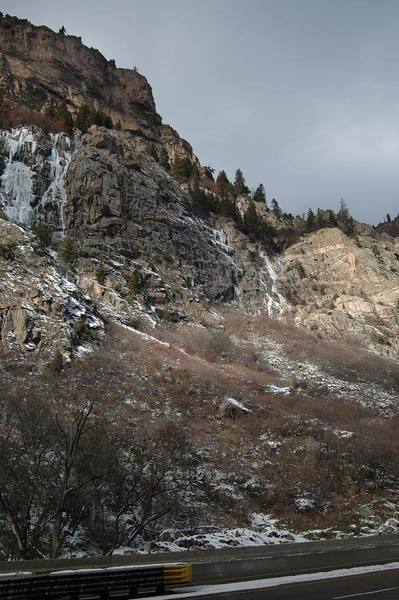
[3, 534, 399, 576]
[190, 537, 399, 585]
[178, 569, 399, 599]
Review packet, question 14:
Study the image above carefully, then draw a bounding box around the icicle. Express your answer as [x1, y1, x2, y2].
[0, 129, 36, 225]
[41, 133, 72, 231]
[0, 128, 73, 230]
[258, 249, 290, 317]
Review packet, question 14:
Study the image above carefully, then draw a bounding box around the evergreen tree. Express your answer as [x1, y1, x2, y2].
[54, 101, 73, 135]
[306, 208, 316, 232]
[75, 104, 91, 133]
[33, 222, 52, 253]
[220, 196, 241, 227]
[58, 26, 66, 35]
[191, 176, 215, 217]
[243, 200, 259, 234]
[171, 157, 195, 181]
[253, 184, 266, 205]
[386, 213, 392, 223]
[327, 209, 338, 227]
[337, 198, 349, 221]
[234, 168, 249, 196]
[216, 170, 231, 197]
[75, 104, 113, 132]
[337, 199, 355, 236]
[59, 236, 78, 268]
[271, 198, 282, 216]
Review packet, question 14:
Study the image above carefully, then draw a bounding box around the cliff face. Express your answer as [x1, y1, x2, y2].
[0, 14, 160, 137]
[0, 125, 290, 356]
[282, 227, 399, 358]
[0, 15, 398, 363]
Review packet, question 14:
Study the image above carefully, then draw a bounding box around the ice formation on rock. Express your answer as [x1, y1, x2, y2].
[0, 129, 36, 225]
[0, 128, 72, 228]
[258, 249, 290, 316]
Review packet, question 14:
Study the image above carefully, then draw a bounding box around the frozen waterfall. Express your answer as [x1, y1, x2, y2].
[258, 249, 290, 317]
[0, 128, 72, 228]
[0, 128, 36, 226]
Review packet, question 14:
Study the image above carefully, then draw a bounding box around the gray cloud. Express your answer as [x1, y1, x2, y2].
[4, 0, 399, 223]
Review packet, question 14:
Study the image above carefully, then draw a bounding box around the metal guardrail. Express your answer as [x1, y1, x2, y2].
[0, 562, 192, 599]
[164, 563, 192, 585]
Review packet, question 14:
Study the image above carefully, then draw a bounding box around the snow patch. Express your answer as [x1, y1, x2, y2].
[224, 397, 251, 413]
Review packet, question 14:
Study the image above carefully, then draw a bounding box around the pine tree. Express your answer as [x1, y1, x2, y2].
[386, 213, 392, 223]
[327, 209, 338, 227]
[191, 177, 216, 217]
[243, 200, 259, 234]
[171, 157, 194, 181]
[306, 208, 316, 232]
[337, 198, 355, 236]
[75, 104, 113, 132]
[337, 198, 349, 222]
[253, 184, 266, 205]
[33, 222, 52, 253]
[271, 198, 282, 216]
[54, 102, 73, 135]
[216, 170, 231, 197]
[75, 104, 91, 133]
[59, 236, 78, 268]
[234, 168, 249, 196]
[58, 26, 66, 35]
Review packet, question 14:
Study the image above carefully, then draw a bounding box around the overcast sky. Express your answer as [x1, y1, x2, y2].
[4, 0, 399, 223]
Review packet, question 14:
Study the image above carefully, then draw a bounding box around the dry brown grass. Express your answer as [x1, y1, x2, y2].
[2, 311, 399, 537]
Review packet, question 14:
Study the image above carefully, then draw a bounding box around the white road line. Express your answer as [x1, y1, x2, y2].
[146, 562, 399, 599]
[334, 588, 399, 599]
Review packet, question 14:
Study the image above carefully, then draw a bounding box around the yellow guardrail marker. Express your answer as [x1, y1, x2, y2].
[164, 563, 192, 585]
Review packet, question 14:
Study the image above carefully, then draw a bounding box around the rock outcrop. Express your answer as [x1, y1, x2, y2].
[0, 218, 103, 356]
[377, 216, 399, 238]
[282, 227, 399, 357]
[0, 14, 398, 363]
[0, 123, 290, 354]
[0, 14, 159, 137]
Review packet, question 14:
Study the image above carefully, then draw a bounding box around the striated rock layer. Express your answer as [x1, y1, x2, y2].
[282, 227, 399, 358]
[0, 14, 159, 137]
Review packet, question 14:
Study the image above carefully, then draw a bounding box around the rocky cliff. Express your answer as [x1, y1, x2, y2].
[0, 14, 398, 364]
[282, 227, 399, 358]
[0, 14, 160, 137]
[0, 125, 288, 356]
